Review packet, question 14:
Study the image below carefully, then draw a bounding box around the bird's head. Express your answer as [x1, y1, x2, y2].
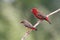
[20, 20, 27, 23]
[20, 21, 25, 23]
[31, 8, 38, 15]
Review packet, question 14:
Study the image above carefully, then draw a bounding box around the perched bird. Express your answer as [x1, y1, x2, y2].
[21, 20, 37, 31]
[31, 8, 51, 24]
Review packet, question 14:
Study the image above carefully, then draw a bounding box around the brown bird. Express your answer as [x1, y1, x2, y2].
[21, 20, 37, 31]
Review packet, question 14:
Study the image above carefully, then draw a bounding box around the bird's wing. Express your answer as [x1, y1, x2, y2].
[37, 12, 46, 18]
[24, 20, 33, 28]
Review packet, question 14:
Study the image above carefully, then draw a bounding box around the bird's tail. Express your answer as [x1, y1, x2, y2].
[46, 20, 51, 24]
[45, 17, 51, 24]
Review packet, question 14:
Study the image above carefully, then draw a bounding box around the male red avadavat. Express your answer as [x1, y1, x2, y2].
[21, 20, 37, 31]
[31, 8, 51, 24]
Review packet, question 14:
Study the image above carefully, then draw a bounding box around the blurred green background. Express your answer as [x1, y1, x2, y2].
[0, 0, 60, 40]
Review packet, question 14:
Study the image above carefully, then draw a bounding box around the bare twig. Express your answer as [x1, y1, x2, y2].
[21, 29, 32, 40]
[33, 20, 42, 27]
[47, 8, 60, 17]
[21, 8, 60, 40]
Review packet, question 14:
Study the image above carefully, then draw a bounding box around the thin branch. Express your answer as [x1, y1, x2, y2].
[47, 8, 60, 17]
[21, 29, 32, 40]
[21, 8, 60, 40]
[33, 20, 42, 27]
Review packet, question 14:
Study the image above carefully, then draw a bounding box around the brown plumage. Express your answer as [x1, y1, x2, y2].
[21, 20, 37, 31]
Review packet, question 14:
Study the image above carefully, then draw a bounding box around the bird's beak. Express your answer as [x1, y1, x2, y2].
[20, 21, 23, 23]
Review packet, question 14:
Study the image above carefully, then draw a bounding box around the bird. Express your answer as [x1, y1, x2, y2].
[20, 20, 37, 31]
[31, 8, 51, 24]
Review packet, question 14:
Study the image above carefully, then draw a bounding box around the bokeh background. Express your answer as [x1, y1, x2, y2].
[0, 0, 60, 40]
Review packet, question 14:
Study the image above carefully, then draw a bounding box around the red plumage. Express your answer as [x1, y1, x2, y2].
[31, 8, 51, 24]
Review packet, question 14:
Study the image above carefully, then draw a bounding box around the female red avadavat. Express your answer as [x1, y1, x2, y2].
[21, 20, 37, 31]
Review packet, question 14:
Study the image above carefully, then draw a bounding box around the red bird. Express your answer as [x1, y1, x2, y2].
[31, 8, 51, 24]
[21, 20, 37, 31]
